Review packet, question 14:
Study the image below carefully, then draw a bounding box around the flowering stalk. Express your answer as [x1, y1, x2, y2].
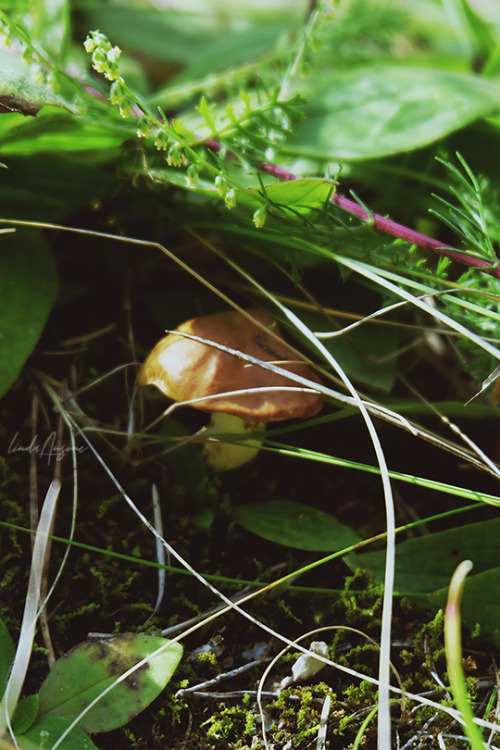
[84, 32, 498, 278]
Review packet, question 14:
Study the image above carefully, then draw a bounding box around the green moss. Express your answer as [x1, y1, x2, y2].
[342, 679, 377, 711]
[203, 704, 256, 742]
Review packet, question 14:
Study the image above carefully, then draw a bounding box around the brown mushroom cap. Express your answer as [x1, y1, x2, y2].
[138, 308, 323, 422]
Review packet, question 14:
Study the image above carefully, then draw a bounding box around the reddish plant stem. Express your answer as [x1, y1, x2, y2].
[205, 138, 499, 278]
[259, 160, 500, 278]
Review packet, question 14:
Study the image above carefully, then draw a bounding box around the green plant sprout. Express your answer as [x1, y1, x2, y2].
[445, 560, 486, 750]
[431, 153, 499, 268]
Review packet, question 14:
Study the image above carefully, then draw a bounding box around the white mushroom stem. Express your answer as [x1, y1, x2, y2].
[202, 413, 265, 471]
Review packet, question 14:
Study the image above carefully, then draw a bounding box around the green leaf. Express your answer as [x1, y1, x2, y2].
[430, 567, 500, 649]
[232, 500, 361, 551]
[347, 517, 500, 599]
[0, 50, 80, 116]
[17, 715, 99, 750]
[21, 0, 71, 60]
[0, 112, 132, 158]
[242, 178, 335, 216]
[293, 307, 398, 392]
[177, 24, 291, 83]
[38, 633, 183, 733]
[0, 617, 15, 698]
[289, 66, 500, 160]
[11, 694, 39, 734]
[0, 154, 120, 220]
[0, 232, 58, 400]
[78, 5, 216, 66]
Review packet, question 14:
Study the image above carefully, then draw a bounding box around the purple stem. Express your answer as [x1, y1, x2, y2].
[205, 138, 499, 278]
[258, 161, 500, 278]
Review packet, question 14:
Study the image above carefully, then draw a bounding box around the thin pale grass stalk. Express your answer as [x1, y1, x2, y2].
[157, 363, 497, 479]
[29, 392, 39, 537]
[234, 282, 500, 339]
[253, 300, 395, 748]
[0, 480, 61, 741]
[445, 561, 487, 750]
[81, 312, 398, 741]
[403, 386, 500, 483]
[264, 279, 500, 335]
[265, 442, 500, 507]
[316, 693, 331, 750]
[3, 220, 498, 476]
[34, 394, 500, 740]
[7, 219, 500, 741]
[32, 417, 79, 648]
[256, 624, 407, 750]
[150, 483, 166, 619]
[312, 288, 468, 339]
[317, 253, 500, 363]
[39, 407, 65, 668]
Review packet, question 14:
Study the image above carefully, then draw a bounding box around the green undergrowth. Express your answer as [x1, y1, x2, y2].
[2, 0, 500, 747]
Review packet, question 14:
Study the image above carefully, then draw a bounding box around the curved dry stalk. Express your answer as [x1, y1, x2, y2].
[30, 384, 500, 744]
[0, 481, 61, 740]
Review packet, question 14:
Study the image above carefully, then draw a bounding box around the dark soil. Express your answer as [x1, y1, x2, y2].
[1, 206, 500, 749]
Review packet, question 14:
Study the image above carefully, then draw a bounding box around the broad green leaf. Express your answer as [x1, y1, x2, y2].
[0, 51, 80, 116]
[0, 112, 132, 158]
[176, 24, 293, 83]
[241, 178, 335, 217]
[11, 694, 39, 734]
[18, 715, 98, 750]
[0, 233, 58, 400]
[319, 324, 397, 392]
[21, 0, 71, 60]
[0, 154, 120, 219]
[347, 517, 500, 600]
[0, 618, 15, 697]
[430, 567, 500, 649]
[233, 500, 361, 551]
[38, 633, 183, 733]
[288, 66, 500, 160]
[293, 307, 398, 392]
[78, 5, 216, 66]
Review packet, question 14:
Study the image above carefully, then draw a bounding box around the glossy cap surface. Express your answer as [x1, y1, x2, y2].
[138, 308, 323, 422]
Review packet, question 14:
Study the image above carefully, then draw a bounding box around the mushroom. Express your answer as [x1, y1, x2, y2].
[138, 308, 323, 471]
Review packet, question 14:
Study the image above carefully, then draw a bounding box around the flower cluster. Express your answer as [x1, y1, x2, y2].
[84, 31, 122, 82]
[83, 30, 246, 214]
[84, 31, 135, 117]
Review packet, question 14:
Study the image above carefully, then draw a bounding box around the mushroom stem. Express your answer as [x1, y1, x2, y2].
[202, 412, 265, 471]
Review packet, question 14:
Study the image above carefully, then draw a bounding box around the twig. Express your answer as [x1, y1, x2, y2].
[176, 658, 272, 698]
